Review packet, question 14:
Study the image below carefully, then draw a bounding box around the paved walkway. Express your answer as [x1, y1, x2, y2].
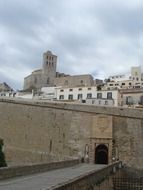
[0, 164, 106, 190]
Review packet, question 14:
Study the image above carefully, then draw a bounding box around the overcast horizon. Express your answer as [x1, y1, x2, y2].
[0, 0, 143, 90]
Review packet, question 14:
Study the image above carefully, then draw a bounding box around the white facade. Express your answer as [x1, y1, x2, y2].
[56, 86, 97, 101]
[15, 92, 33, 99]
[56, 86, 119, 106]
[86, 90, 119, 106]
[105, 80, 143, 90]
[86, 98, 115, 106]
[109, 74, 130, 82]
[131, 66, 142, 81]
[119, 88, 143, 107]
[40, 87, 57, 100]
[0, 91, 16, 97]
[105, 66, 143, 90]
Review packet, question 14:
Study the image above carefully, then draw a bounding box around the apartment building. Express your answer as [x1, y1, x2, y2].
[104, 66, 143, 90]
[55, 86, 119, 106]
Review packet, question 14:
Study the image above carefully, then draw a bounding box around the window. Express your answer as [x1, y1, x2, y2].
[49, 140, 52, 153]
[78, 88, 82, 91]
[107, 92, 112, 99]
[129, 83, 132, 85]
[47, 78, 50, 84]
[122, 83, 125, 85]
[34, 77, 37, 84]
[99, 100, 101, 104]
[109, 84, 113, 86]
[97, 93, 102, 99]
[87, 93, 92, 99]
[92, 100, 95, 104]
[68, 94, 73, 100]
[65, 80, 68, 85]
[69, 89, 73, 91]
[139, 96, 143, 105]
[60, 89, 64, 92]
[80, 80, 83, 84]
[59, 95, 64, 100]
[78, 94, 82, 99]
[88, 88, 91, 90]
[63, 133, 65, 139]
[126, 96, 133, 105]
[105, 101, 108, 105]
[46, 61, 48, 65]
[134, 85, 140, 88]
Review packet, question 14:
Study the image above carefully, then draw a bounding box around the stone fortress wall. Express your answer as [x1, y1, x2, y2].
[0, 98, 143, 169]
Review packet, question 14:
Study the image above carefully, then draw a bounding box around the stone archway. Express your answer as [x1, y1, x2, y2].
[95, 144, 108, 164]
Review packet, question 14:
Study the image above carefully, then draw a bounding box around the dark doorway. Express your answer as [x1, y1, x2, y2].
[95, 144, 108, 164]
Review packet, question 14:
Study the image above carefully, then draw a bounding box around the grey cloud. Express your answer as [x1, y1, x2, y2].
[0, 0, 143, 89]
[91, 1, 143, 36]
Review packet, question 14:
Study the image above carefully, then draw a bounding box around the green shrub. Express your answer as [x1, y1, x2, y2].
[0, 139, 7, 167]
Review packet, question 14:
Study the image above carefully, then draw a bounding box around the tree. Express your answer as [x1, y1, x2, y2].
[0, 139, 7, 167]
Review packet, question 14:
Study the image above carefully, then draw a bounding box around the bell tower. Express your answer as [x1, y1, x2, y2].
[42, 50, 57, 86]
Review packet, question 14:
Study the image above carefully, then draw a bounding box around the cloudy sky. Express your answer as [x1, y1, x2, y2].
[0, 0, 143, 89]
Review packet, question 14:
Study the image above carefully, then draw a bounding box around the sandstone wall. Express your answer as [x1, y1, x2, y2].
[113, 117, 143, 169]
[0, 99, 92, 165]
[0, 98, 143, 168]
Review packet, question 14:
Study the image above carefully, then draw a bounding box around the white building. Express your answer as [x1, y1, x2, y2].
[56, 86, 97, 101]
[119, 88, 143, 107]
[105, 66, 143, 90]
[40, 87, 57, 100]
[15, 92, 33, 99]
[55, 86, 119, 106]
[86, 90, 119, 107]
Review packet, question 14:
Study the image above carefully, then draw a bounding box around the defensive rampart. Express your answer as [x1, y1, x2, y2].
[0, 98, 143, 169]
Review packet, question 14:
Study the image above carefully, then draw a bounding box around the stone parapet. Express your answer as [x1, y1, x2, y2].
[0, 159, 79, 180]
[0, 98, 143, 119]
[50, 161, 122, 190]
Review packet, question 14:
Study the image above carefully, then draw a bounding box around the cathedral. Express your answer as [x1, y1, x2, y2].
[23, 50, 95, 90]
[24, 51, 57, 90]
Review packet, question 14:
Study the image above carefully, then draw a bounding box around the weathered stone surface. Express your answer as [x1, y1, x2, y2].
[0, 98, 143, 168]
[0, 162, 121, 190]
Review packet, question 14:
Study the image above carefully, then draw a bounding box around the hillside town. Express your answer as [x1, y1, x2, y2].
[0, 50, 143, 108]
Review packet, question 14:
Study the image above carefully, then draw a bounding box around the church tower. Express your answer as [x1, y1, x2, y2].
[42, 50, 57, 86]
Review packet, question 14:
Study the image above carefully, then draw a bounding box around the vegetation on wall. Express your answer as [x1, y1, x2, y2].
[0, 139, 7, 167]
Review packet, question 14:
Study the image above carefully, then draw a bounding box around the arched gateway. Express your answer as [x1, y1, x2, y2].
[95, 144, 108, 164]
